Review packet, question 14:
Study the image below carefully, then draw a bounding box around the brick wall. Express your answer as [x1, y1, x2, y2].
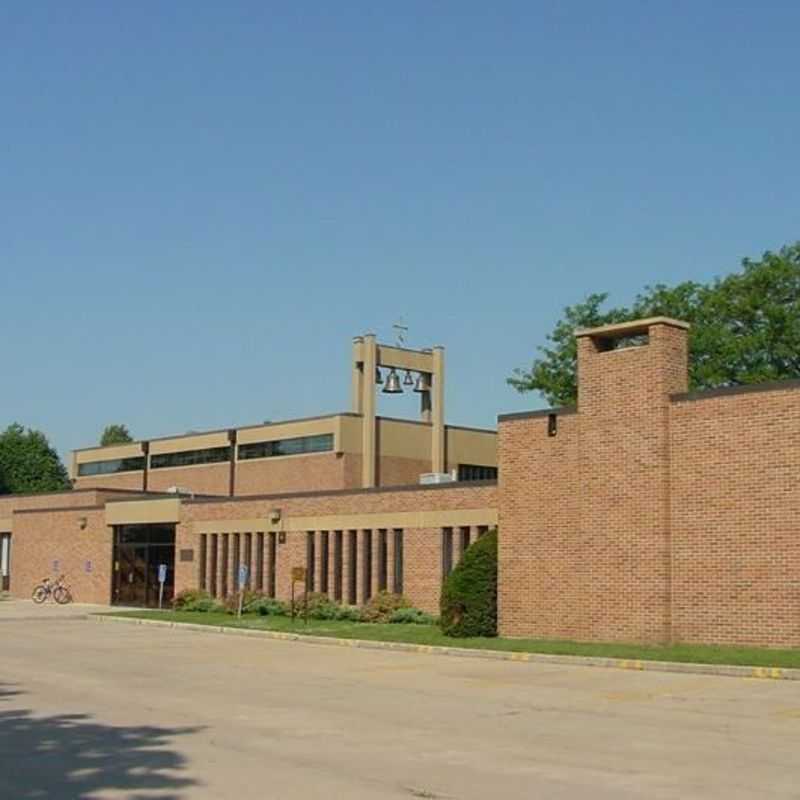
[178, 483, 496, 614]
[235, 453, 348, 495]
[375, 456, 433, 487]
[10, 507, 112, 604]
[73, 472, 146, 492]
[146, 464, 231, 496]
[670, 386, 800, 647]
[499, 317, 800, 648]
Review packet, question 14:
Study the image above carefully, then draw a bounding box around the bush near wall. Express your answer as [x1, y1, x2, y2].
[173, 588, 433, 624]
[440, 528, 498, 637]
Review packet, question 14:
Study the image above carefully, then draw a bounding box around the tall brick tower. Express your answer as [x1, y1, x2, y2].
[498, 317, 689, 643]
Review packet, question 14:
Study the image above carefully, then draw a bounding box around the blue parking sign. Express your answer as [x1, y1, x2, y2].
[238, 564, 249, 589]
[158, 564, 168, 583]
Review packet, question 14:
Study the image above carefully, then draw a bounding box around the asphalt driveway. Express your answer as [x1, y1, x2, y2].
[1, 605, 798, 799]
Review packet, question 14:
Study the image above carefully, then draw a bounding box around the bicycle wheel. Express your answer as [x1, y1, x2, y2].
[32, 586, 48, 604]
[54, 586, 72, 605]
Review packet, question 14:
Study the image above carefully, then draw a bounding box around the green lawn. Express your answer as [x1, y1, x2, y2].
[105, 610, 800, 669]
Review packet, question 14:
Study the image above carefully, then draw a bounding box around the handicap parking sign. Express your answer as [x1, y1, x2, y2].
[158, 564, 168, 583]
[238, 564, 249, 589]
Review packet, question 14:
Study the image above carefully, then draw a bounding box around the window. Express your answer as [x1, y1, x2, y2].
[442, 527, 454, 581]
[378, 530, 388, 592]
[150, 446, 231, 469]
[347, 531, 357, 604]
[393, 530, 404, 594]
[320, 532, 329, 594]
[199, 535, 207, 590]
[78, 456, 145, 476]
[362, 530, 372, 603]
[457, 464, 498, 482]
[255, 533, 264, 592]
[306, 532, 315, 592]
[209, 534, 218, 597]
[238, 434, 334, 461]
[268, 532, 277, 598]
[334, 532, 343, 602]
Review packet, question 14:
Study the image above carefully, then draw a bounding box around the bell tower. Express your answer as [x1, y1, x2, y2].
[351, 335, 445, 488]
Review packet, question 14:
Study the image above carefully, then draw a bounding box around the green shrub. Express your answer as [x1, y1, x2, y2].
[223, 589, 267, 614]
[299, 592, 341, 620]
[388, 607, 437, 625]
[173, 589, 218, 612]
[335, 605, 362, 622]
[359, 591, 410, 623]
[440, 528, 498, 637]
[247, 596, 289, 616]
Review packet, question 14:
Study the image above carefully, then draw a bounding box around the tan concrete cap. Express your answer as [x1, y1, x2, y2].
[575, 316, 691, 338]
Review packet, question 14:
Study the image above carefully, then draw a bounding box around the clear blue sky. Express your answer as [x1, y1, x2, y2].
[1, 1, 798, 460]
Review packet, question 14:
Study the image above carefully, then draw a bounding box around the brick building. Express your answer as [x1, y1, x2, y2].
[2, 318, 800, 648]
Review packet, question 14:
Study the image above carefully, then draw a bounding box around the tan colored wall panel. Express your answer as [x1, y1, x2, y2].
[376, 418, 432, 460]
[106, 498, 181, 525]
[446, 427, 497, 468]
[74, 442, 145, 463]
[376, 345, 434, 373]
[149, 431, 230, 455]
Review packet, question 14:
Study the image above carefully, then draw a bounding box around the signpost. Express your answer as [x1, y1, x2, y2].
[237, 564, 249, 617]
[157, 563, 168, 610]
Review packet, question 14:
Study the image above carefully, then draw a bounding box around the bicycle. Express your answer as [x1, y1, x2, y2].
[31, 575, 73, 605]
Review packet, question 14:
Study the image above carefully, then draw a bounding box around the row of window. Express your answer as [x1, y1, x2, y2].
[457, 464, 498, 482]
[442, 525, 490, 580]
[199, 532, 278, 599]
[78, 433, 335, 475]
[198, 526, 490, 603]
[305, 529, 404, 604]
[78, 456, 146, 477]
[238, 434, 334, 461]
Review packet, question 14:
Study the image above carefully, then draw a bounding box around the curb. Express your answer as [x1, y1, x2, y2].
[90, 615, 800, 681]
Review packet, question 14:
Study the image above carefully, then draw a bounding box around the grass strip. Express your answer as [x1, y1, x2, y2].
[104, 610, 800, 669]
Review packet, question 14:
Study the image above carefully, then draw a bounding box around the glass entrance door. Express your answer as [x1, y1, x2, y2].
[112, 525, 176, 607]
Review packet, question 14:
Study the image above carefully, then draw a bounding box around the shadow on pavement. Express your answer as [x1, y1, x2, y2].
[0, 682, 202, 799]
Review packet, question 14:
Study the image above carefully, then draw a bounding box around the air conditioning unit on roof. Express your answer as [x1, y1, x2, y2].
[419, 472, 456, 485]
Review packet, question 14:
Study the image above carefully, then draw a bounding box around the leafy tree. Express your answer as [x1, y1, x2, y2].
[100, 424, 133, 446]
[0, 424, 71, 495]
[440, 529, 498, 637]
[509, 243, 800, 406]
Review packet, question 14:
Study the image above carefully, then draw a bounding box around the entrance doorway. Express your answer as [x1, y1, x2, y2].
[112, 524, 175, 607]
[1, 533, 10, 592]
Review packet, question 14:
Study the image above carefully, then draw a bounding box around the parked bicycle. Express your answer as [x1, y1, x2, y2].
[31, 575, 72, 605]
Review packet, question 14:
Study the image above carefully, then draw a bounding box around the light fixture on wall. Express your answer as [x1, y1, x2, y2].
[382, 368, 403, 394]
[269, 508, 281, 524]
[78, 517, 88, 530]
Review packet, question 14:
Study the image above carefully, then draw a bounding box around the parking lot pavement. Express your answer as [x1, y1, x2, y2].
[1, 614, 798, 799]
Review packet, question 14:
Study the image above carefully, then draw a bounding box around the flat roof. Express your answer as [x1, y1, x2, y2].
[74, 412, 497, 455]
[575, 317, 690, 338]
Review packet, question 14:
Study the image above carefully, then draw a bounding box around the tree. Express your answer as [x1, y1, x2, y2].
[100, 424, 133, 446]
[509, 243, 800, 406]
[440, 529, 498, 637]
[0, 424, 71, 495]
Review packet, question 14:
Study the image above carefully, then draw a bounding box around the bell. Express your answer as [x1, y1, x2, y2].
[403, 370, 414, 386]
[413, 372, 431, 393]
[375, 367, 383, 384]
[382, 369, 403, 394]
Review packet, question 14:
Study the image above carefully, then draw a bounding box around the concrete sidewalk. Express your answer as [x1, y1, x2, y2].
[0, 598, 131, 621]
